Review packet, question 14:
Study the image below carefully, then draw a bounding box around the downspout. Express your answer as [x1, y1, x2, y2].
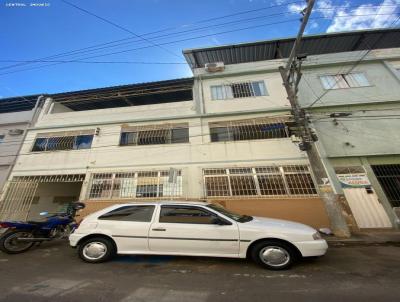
[1, 95, 46, 191]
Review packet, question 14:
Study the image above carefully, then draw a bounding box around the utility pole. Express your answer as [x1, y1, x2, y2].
[279, 0, 350, 237]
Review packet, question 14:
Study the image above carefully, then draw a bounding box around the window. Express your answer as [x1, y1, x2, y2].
[209, 117, 289, 142]
[136, 184, 163, 198]
[211, 80, 267, 100]
[120, 124, 189, 146]
[99, 205, 155, 222]
[32, 133, 93, 152]
[88, 170, 183, 200]
[204, 165, 317, 197]
[159, 206, 217, 224]
[0, 135, 4, 143]
[320, 73, 370, 89]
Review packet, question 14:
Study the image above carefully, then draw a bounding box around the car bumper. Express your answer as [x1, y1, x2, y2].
[294, 239, 328, 257]
[69, 233, 86, 247]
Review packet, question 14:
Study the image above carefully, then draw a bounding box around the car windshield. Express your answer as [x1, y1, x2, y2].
[206, 204, 253, 223]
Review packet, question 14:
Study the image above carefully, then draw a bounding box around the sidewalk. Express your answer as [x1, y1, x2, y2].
[325, 230, 400, 246]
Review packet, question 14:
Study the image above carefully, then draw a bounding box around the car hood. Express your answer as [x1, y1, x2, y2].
[241, 216, 316, 234]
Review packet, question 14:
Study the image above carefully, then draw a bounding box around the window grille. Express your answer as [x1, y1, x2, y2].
[211, 80, 267, 100]
[320, 73, 370, 90]
[88, 169, 183, 200]
[209, 117, 291, 142]
[371, 164, 400, 207]
[203, 165, 317, 198]
[120, 123, 189, 146]
[32, 130, 94, 152]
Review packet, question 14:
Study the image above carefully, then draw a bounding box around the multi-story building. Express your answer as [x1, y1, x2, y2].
[1, 28, 399, 233]
[0, 95, 43, 194]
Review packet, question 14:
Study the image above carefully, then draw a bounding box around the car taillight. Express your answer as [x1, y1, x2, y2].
[0, 222, 10, 228]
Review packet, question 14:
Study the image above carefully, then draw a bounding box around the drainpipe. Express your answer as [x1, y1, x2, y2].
[1, 95, 46, 192]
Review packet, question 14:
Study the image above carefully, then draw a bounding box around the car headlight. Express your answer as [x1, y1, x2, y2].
[312, 231, 322, 240]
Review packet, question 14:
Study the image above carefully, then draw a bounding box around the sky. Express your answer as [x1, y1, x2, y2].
[0, 0, 399, 98]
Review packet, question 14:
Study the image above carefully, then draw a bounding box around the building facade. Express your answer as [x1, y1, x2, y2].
[0, 95, 42, 195]
[1, 28, 400, 233]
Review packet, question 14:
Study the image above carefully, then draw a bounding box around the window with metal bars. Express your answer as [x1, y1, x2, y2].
[88, 170, 182, 200]
[120, 125, 189, 146]
[209, 118, 289, 142]
[210, 80, 267, 100]
[204, 165, 317, 198]
[32, 134, 93, 152]
[371, 164, 400, 207]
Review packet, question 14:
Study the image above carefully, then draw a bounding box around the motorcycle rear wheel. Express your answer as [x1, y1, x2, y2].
[0, 230, 35, 254]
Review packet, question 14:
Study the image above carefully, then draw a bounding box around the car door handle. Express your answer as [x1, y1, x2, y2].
[152, 228, 166, 231]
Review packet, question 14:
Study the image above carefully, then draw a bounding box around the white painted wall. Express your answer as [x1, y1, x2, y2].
[0, 109, 36, 191]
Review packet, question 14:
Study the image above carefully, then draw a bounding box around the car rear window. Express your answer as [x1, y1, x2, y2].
[99, 205, 155, 222]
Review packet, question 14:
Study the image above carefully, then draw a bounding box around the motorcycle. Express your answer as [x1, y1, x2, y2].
[0, 202, 85, 254]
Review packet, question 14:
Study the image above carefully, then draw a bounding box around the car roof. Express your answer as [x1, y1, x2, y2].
[110, 200, 211, 207]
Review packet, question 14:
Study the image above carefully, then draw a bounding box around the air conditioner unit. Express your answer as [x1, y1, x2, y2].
[8, 129, 24, 136]
[205, 62, 225, 72]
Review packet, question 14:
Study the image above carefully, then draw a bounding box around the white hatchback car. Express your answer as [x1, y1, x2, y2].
[70, 201, 328, 270]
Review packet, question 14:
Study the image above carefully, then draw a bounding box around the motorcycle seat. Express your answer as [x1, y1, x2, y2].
[27, 220, 48, 225]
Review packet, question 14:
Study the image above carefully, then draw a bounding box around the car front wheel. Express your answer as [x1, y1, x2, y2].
[78, 237, 115, 263]
[250, 240, 297, 270]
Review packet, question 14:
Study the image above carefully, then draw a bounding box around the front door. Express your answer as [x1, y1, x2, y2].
[149, 205, 239, 256]
[337, 172, 392, 228]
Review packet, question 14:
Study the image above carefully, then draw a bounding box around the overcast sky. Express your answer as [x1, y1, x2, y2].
[0, 0, 398, 98]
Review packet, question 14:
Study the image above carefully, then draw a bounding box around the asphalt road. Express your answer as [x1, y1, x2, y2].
[0, 242, 399, 302]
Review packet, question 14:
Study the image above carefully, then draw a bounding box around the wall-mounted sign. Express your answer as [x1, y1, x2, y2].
[337, 173, 371, 188]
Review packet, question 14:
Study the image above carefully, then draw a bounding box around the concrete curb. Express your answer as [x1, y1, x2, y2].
[325, 236, 400, 247]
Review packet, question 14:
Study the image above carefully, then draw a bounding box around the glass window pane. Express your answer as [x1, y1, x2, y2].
[320, 75, 340, 89]
[160, 206, 215, 224]
[75, 135, 93, 149]
[211, 85, 224, 100]
[345, 73, 369, 87]
[252, 81, 267, 96]
[32, 138, 48, 152]
[120, 132, 137, 146]
[210, 127, 231, 142]
[224, 85, 233, 99]
[171, 128, 189, 143]
[99, 206, 155, 222]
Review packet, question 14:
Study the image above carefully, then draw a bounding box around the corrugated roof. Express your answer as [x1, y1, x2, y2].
[183, 28, 400, 68]
[0, 94, 41, 114]
[0, 78, 193, 113]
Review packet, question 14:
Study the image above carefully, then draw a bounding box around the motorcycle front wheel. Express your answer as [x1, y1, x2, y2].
[0, 230, 35, 254]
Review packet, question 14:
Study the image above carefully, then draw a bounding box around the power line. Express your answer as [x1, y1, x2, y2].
[4, 3, 395, 72]
[0, 12, 397, 78]
[0, 0, 304, 72]
[61, 0, 182, 60]
[0, 60, 188, 65]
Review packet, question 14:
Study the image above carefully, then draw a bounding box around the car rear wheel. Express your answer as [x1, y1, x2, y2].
[78, 237, 115, 263]
[250, 240, 297, 270]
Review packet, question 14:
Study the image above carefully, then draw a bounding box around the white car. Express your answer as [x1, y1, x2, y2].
[70, 201, 328, 270]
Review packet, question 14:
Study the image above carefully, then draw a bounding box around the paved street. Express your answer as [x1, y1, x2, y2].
[0, 242, 399, 302]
